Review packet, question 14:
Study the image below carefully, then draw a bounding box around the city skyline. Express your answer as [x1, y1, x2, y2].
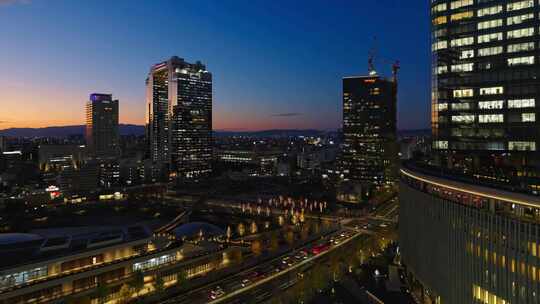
[0, 0, 430, 131]
[3, 1, 540, 303]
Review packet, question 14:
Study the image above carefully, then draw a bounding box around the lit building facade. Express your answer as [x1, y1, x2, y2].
[85, 94, 119, 159]
[399, 2, 540, 302]
[146, 56, 212, 180]
[341, 74, 398, 198]
[0, 227, 235, 304]
[400, 165, 540, 304]
[431, 0, 540, 192]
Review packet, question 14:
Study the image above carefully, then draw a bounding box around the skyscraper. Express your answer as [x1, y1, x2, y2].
[399, 2, 540, 303]
[85, 93, 119, 158]
[340, 70, 398, 199]
[431, 0, 540, 191]
[146, 56, 212, 180]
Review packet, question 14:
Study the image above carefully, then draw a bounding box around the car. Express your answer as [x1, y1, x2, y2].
[241, 278, 251, 287]
[312, 243, 330, 255]
[209, 286, 225, 300]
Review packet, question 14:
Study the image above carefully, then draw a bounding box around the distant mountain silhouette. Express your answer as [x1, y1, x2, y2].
[0, 125, 429, 139]
[0, 126, 332, 138]
[213, 129, 332, 138]
[0, 124, 145, 137]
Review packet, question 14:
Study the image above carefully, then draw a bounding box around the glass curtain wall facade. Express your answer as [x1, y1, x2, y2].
[146, 56, 212, 180]
[341, 75, 398, 197]
[85, 93, 119, 159]
[431, 0, 540, 193]
[400, 166, 540, 304]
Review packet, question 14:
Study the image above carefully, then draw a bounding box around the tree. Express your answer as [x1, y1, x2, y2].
[118, 284, 133, 304]
[269, 231, 280, 252]
[251, 240, 263, 256]
[92, 282, 110, 304]
[154, 275, 165, 293]
[129, 270, 145, 296]
[177, 270, 188, 286]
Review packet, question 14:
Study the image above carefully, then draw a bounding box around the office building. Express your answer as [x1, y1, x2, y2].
[0, 224, 234, 304]
[400, 1, 540, 303]
[58, 162, 99, 194]
[340, 72, 398, 199]
[85, 94, 119, 159]
[0, 137, 6, 153]
[431, 0, 540, 192]
[38, 144, 87, 172]
[146, 56, 212, 180]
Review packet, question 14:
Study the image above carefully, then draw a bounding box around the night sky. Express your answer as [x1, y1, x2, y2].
[0, 0, 431, 131]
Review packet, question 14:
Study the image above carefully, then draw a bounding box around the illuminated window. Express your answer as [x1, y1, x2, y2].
[509, 141, 536, 151]
[133, 254, 176, 271]
[438, 103, 448, 111]
[478, 46, 503, 57]
[451, 0, 473, 9]
[433, 140, 449, 149]
[432, 40, 448, 51]
[433, 16, 447, 25]
[522, 113, 536, 122]
[452, 115, 475, 123]
[459, 49, 475, 59]
[508, 56, 535, 66]
[508, 98, 535, 108]
[529, 242, 538, 257]
[432, 3, 447, 13]
[436, 65, 448, 74]
[480, 87, 503, 95]
[508, 42, 535, 53]
[507, 27, 535, 39]
[453, 89, 474, 98]
[478, 19, 503, 30]
[479, 114, 504, 123]
[478, 32, 503, 43]
[478, 100, 503, 109]
[451, 63, 474, 72]
[452, 102, 470, 110]
[451, 11, 473, 21]
[507, 13, 534, 25]
[507, 0, 534, 11]
[477, 5, 503, 17]
[451, 36, 474, 47]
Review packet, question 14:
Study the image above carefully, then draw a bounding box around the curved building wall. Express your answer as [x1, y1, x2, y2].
[400, 168, 540, 304]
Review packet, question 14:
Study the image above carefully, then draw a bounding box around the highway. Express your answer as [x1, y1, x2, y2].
[158, 228, 362, 304]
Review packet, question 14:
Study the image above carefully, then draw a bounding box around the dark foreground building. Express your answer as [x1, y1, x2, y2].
[85, 93, 119, 158]
[340, 73, 398, 199]
[431, 0, 540, 192]
[400, 1, 540, 303]
[146, 56, 212, 180]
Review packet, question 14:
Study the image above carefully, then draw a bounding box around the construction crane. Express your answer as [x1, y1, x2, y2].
[367, 36, 400, 82]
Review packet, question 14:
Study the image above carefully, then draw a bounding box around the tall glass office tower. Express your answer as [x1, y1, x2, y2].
[85, 93, 119, 158]
[431, 0, 540, 193]
[341, 73, 398, 199]
[146, 56, 212, 180]
[399, 2, 540, 303]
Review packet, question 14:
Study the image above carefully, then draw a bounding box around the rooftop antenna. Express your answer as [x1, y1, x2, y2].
[368, 36, 378, 76]
[392, 60, 400, 83]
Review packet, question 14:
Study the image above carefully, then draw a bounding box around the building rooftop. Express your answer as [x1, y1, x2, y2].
[0, 224, 152, 270]
[401, 165, 540, 208]
[0, 233, 44, 246]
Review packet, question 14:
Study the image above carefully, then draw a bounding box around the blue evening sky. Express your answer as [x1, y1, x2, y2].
[0, 0, 430, 130]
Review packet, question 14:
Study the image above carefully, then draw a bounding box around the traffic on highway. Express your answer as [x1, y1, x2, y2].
[159, 228, 359, 304]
